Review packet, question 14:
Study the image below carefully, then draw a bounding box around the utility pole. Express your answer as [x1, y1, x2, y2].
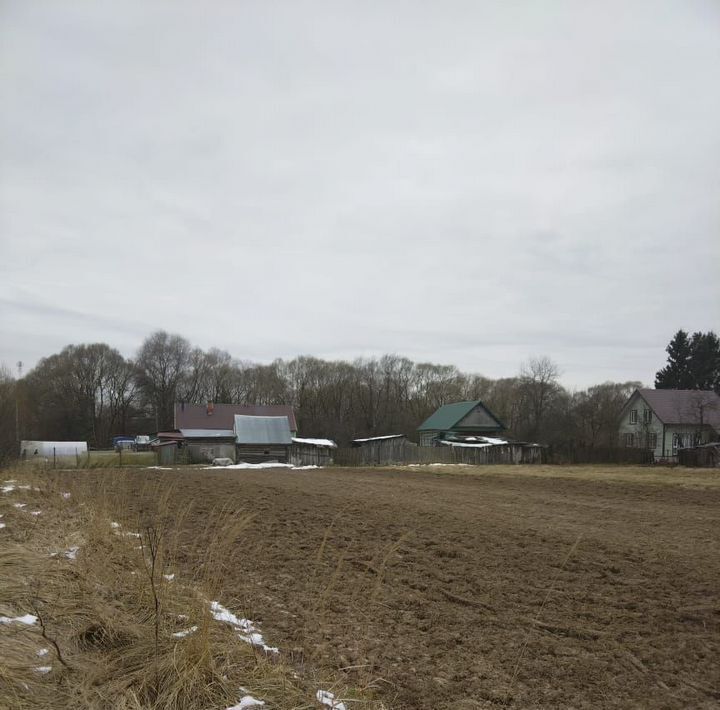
[15, 361, 22, 445]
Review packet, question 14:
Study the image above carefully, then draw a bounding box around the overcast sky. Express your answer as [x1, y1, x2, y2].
[1, 0, 719, 388]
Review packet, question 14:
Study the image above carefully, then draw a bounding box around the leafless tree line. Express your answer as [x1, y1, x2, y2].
[0, 331, 640, 457]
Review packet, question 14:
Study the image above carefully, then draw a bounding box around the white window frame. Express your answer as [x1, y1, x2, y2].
[629, 409, 638, 424]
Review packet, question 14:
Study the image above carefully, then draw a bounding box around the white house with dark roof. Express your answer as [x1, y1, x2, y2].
[618, 389, 720, 460]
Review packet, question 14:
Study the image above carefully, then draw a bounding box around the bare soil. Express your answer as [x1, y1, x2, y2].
[54, 465, 720, 709]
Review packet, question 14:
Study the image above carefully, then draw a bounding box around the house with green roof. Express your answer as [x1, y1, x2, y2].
[417, 400, 505, 446]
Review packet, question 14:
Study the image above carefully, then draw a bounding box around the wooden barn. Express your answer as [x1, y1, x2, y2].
[289, 437, 337, 467]
[350, 434, 417, 465]
[234, 415, 293, 463]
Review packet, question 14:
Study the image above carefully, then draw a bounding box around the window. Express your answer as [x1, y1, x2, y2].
[629, 410, 638, 424]
[643, 409, 652, 424]
[624, 433, 635, 448]
[647, 433, 657, 449]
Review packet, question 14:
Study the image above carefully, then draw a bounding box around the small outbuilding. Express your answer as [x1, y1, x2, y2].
[290, 437, 337, 467]
[351, 434, 417, 465]
[234, 415, 293, 463]
[20, 440, 88, 462]
[417, 400, 505, 446]
[179, 428, 236, 464]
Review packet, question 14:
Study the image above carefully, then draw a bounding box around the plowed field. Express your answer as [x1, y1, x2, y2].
[61, 465, 720, 709]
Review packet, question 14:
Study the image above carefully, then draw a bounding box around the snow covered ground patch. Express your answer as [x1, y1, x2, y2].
[202, 462, 323, 470]
[0, 614, 38, 625]
[226, 696, 265, 709]
[210, 601, 278, 653]
[172, 626, 198, 639]
[316, 690, 347, 710]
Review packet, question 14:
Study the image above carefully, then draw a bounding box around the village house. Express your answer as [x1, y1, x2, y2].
[174, 402, 297, 435]
[618, 389, 720, 460]
[417, 400, 505, 447]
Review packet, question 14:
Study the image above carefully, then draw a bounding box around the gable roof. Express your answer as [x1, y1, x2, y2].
[417, 400, 504, 432]
[175, 403, 297, 432]
[233, 415, 292, 445]
[630, 389, 720, 427]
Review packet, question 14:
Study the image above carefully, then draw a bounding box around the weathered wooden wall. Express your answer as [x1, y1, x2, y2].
[335, 443, 543, 466]
[288, 443, 334, 467]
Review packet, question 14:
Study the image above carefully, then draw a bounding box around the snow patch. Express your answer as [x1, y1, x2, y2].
[1, 485, 15, 493]
[0, 614, 38, 626]
[163, 573, 175, 581]
[61, 492, 71, 499]
[172, 625, 198, 639]
[37, 648, 49, 657]
[292, 437, 337, 448]
[147, 466, 173, 470]
[110, 522, 121, 529]
[316, 690, 347, 710]
[227, 696, 265, 709]
[30, 511, 42, 516]
[65, 546, 79, 560]
[210, 601, 278, 653]
[203, 462, 321, 470]
[34, 666, 52, 674]
[13, 503, 27, 508]
[0, 523, 5, 529]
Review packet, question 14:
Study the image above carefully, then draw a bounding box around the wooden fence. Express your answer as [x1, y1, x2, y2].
[335, 443, 544, 466]
[678, 444, 720, 468]
[543, 445, 654, 465]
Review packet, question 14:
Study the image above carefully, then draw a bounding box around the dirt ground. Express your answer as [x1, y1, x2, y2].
[57, 465, 720, 709]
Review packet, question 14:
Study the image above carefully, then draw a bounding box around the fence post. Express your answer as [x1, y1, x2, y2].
[53, 447, 56, 469]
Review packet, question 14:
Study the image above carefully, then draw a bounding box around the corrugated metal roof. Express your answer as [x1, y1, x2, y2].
[234, 415, 292, 445]
[175, 403, 297, 432]
[180, 429, 235, 439]
[418, 401, 504, 432]
[633, 389, 720, 426]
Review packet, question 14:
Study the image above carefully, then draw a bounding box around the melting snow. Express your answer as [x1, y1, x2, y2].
[226, 696, 265, 709]
[172, 626, 198, 638]
[0, 614, 38, 626]
[1, 485, 15, 493]
[147, 466, 173, 470]
[30, 511, 42, 516]
[203, 462, 321, 470]
[210, 601, 278, 653]
[65, 546, 79, 560]
[316, 690, 347, 710]
[0, 523, 5, 529]
[34, 666, 52, 674]
[61, 492, 71, 499]
[110, 522, 121, 529]
[292, 437, 337, 448]
[37, 648, 49, 657]
[163, 573, 175, 581]
[13, 503, 27, 508]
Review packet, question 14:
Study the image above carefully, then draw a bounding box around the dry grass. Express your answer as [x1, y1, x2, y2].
[0, 466, 378, 709]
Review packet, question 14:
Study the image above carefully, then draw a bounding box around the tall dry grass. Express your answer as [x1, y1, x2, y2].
[0, 465, 379, 709]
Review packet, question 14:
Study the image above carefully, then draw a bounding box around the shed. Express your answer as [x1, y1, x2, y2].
[290, 437, 337, 467]
[351, 434, 417, 465]
[179, 428, 236, 464]
[417, 400, 505, 446]
[234, 415, 292, 463]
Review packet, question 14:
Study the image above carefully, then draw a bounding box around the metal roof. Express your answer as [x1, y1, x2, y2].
[234, 415, 292, 445]
[630, 389, 720, 427]
[180, 429, 235, 439]
[417, 401, 504, 432]
[175, 403, 297, 432]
